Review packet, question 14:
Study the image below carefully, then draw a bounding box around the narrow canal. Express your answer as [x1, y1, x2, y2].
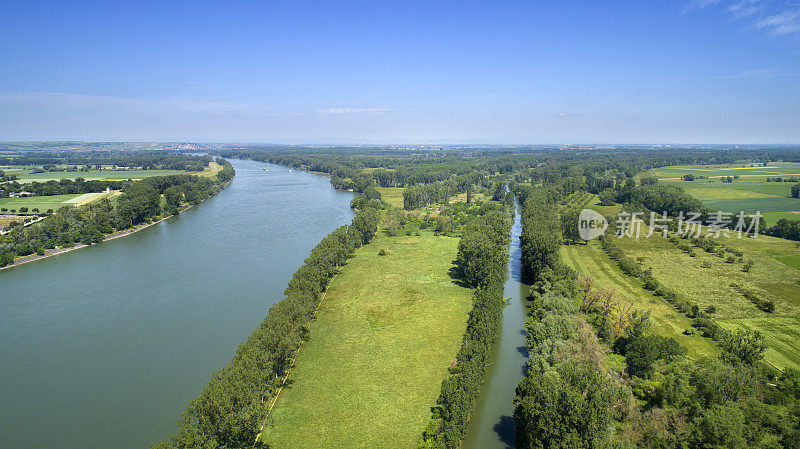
[462, 200, 530, 449]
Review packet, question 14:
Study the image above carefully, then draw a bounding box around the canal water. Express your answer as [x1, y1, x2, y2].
[0, 159, 354, 448]
[462, 201, 530, 449]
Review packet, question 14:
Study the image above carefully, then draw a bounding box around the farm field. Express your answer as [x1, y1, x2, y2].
[613, 222, 800, 370]
[376, 186, 404, 208]
[561, 241, 718, 360]
[3, 168, 186, 183]
[649, 162, 800, 179]
[646, 163, 800, 224]
[0, 193, 92, 213]
[263, 231, 473, 449]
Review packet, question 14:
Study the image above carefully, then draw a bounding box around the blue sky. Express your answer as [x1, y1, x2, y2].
[1, 0, 799, 143]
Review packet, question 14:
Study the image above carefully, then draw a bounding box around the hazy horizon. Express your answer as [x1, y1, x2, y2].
[3, 1, 800, 143]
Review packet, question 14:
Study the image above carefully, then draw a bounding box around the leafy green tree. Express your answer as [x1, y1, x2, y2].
[560, 208, 581, 244]
[514, 364, 619, 449]
[598, 188, 616, 206]
[719, 329, 766, 365]
[690, 403, 746, 449]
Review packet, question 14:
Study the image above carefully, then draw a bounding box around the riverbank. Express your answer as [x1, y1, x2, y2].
[1, 158, 356, 448]
[0, 179, 231, 272]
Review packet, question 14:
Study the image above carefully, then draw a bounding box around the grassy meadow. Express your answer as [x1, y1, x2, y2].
[376, 186, 405, 208]
[612, 222, 800, 370]
[646, 163, 800, 224]
[0, 193, 90, 213]
[5, 168, 186, 183]
[264, 231, 473, 449]
[561, 241, 718, 360]
[649, 162, 800, 179]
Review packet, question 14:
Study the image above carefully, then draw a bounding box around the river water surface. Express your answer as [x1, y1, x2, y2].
[462, 201, 530, 449]
[0, 159, 354, 448]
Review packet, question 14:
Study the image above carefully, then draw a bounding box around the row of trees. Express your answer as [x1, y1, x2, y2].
[0, 160, 234, 267]
[513, 190, 631, 448]
[0, 151, 213, 172]
[419, 202, 512, 448]
[218, 146, 800, 198]
[1, 177, 128, 198]
[516, 186, 562, 282]
[155, 204, 380, 449]
[513, 188, 800, 448]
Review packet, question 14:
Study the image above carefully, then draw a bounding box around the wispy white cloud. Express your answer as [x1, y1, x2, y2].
[727, 0, 763, 17]
[689, 0, 800, 40]
[755, 9, 800, 35]
[316, 107, 390, 115]
[684, 0, 723, 12]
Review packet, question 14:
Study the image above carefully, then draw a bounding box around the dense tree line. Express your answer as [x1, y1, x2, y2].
[513, 190, 632, 448]
[0, 151, 213, 172]
[513, 189, 800, 449]
[515, 185, 563, 282]
[155, 204, 380, 449]
[0, 159, 233, 267]
[766, 218, 800, 242]
[1, 177, 127, 197]
[419, 203, 512, 449]
[218, 146, 800, 197]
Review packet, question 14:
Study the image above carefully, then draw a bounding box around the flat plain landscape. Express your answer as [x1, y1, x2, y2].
[648, 162, 800, 223]
[264, 230, 472, 449]
[611, 222, 800, 370]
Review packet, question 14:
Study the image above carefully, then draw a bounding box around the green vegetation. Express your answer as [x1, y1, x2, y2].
[0, 193, 95, 214]
[376, 186, 405, 208]
[610, 226, 800, 370]
[648, 163, 800, 224]
[8, 169, 186, 183]
[0, 160, 234, 267]
[561, 241, 717, 359]
[186, 147, 800, 448]
[514, 186, 800, 449]
[264, 231, 473, 449]
[156, 204, 380, 449]
[650, 162, 800, 180]
[418, 203, 512, 449]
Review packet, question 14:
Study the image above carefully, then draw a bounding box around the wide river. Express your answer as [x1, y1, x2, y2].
[0, 159, 355, 448]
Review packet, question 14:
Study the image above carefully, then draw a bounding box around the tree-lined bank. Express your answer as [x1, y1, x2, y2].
[0, 159, 356, 448]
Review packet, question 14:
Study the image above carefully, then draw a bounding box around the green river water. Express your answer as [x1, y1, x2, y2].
[0, 161, 529, 448]
[0, 159, 355, 448]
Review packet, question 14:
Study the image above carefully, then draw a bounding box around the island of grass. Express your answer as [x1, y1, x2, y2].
[263, 230, 473, 449]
